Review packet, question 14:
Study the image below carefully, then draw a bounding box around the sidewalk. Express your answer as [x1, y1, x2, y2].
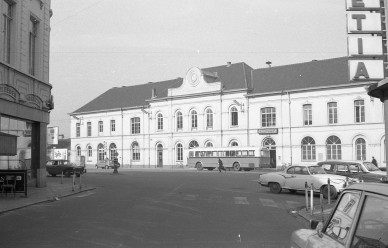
[0, 175, 96, 214]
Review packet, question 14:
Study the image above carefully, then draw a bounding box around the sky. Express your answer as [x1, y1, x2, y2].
[49, 0, 348, 138]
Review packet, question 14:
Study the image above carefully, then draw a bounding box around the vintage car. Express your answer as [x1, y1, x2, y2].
[95, 159, 120, 169]
[46, 160, 86, 177]
[318, 160, 388, 183]
[258, 165, 356, 199]
[290, 183, 388, 248]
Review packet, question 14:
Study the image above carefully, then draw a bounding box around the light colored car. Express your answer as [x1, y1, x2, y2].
[290, 183, 388, 248]
[95, 159, 120, 169]
[258, 165, 355, 199]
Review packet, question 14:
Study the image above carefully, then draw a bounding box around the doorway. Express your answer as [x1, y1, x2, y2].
[263, 137, 276, 168]
[157, 144, 163, 168]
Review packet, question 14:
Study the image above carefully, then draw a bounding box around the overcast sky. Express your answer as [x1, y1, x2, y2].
[49, 0, 347, 138]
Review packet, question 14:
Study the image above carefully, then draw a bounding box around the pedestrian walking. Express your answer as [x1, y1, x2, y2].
[372, 156, 378, 167]
[218, 158, 226, 172]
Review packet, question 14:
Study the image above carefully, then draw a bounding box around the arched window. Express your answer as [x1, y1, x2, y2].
[231, 106, 238, 126]
[76, 146, 81, 157]
[301, 136, 316, 161]
[109, 143, 117, 159]
[263, 138, 276, 150]
[176, 111, 183, 130]
[157, 113, 163, 130]
[176, 143, 183, 161]
[205, 142, 213, 147]
[355, 138, 366, 160]
[87, 145, 92, 161]
[326, 136, 341, 160]
[191, 110, 197, 129]
[206, 108, 213, 128]
[230, 141, 239, 147]
[189, 140, 199, 149]
[132, 142, 140, 161]
[97, 143, 105, 161]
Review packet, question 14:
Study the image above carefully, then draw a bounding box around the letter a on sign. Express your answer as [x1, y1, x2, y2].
[354, 62, 370, 79]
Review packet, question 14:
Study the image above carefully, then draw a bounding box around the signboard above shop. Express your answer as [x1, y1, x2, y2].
[345, 0, 385, 81]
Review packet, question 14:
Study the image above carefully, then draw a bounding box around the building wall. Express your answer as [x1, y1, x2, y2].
[0, 0, 52, 187]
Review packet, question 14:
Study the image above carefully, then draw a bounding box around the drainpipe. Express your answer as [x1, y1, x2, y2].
[287, 92, 293, 165]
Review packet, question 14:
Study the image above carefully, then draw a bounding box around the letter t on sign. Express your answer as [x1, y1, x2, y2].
[352, 14, 366, 30]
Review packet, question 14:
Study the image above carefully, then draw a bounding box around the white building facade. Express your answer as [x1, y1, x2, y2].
[70, 58, 385, 169]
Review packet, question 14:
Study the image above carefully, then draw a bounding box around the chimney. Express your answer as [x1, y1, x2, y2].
[151, 88, 156, 98]
[226, 62, 232, 67]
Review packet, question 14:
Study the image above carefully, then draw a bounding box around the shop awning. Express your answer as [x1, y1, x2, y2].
[0, 132, 17, 156]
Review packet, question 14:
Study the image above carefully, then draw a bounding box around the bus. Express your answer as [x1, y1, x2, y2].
[187, 147, 270, 171]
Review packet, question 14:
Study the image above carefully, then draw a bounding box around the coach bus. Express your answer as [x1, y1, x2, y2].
[187, 147, 270, 171]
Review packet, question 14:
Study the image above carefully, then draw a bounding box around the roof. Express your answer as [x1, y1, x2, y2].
[250, 57, 349, 94]
[71, 62, 253, 114]
[346, 182, 388, 196]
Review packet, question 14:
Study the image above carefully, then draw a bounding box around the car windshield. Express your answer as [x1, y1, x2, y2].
[363, 162, 381, 172]
[308, 166, 326, 175]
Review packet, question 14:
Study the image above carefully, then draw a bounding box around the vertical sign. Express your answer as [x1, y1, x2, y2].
[346, 0, 385, 80]
[47, 126, 58, 145]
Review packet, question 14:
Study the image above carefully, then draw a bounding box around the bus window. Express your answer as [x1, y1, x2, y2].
[206, 151, 212, 157]
[226, 151, 230, 157]
[239, 150, 248, 156]
[195, 151, 201, 157]
[248, 150, 255, 156]
[219, 151, 225, 157]
[230, 150, 236, 156]
[212, 151, 218, 157]
[189, 151, 194, 157]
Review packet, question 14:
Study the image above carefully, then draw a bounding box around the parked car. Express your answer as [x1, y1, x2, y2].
[290, 183, 388, 248]
[317, 160, 388, 183]
[46, 160, 86, 177]
[258, 165, 356, 199]
[95, 159, 120, 169]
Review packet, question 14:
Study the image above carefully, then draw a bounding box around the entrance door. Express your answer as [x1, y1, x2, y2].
[157, 144, 163, 168]
[263, 137, 276, 168]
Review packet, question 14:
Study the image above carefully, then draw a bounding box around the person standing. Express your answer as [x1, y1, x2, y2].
[372, 157, 378, 167]
[218, 158, 226, 172]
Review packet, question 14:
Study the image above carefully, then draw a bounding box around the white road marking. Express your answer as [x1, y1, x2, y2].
[259, 198, 279, 208]
[234, 197, 249, 205]
[184, 194, 196, 200]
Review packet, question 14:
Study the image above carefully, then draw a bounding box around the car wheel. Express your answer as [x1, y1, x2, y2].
[269, 182, 282, 194]
[322, 185, 337, 199]
[233, 162, 241, 171]
[196, 162, 203, 171]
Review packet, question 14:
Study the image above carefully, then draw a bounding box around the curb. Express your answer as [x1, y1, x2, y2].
[0, 187, 97, 215]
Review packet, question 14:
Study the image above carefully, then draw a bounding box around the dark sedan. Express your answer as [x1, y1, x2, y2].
[46, 160, 86, 177]
[317, 160, 387, 183]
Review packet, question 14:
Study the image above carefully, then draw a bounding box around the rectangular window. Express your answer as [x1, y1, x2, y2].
[328, 102, 338, 124]
[87, 122, 91, 137]
[131, 117, 140, 134]
[355, 100, 365, 123]
[303, 104, 312, 126]
[98, 121, 103, 133]
[29, 16, 38, 75]
[110, 120, 115, 132]
[3, 1, 13, 63]
[76, 123, 80, 137]
[261, 107, 276, 127]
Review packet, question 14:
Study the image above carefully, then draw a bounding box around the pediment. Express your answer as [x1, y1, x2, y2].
[168, 67, 222, 97]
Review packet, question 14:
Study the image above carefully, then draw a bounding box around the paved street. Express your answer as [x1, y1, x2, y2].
[0, 170, 307, 248]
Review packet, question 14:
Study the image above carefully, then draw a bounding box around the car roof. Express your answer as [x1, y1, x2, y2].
[317, 160, 368, 164]
[346, 182, 388, 196]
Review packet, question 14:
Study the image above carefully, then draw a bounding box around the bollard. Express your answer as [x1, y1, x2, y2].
[79, 173, 82, 190]
[310, 183, 314, 216]
[320, 194, 324, 222]
[305, 182, 309, 211]
[72, 173, 75, 192]
[328, 178, 331, 205]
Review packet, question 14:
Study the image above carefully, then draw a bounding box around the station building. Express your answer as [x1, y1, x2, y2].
[70, 57, 385, 169]
[0, 0, 53, 187]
